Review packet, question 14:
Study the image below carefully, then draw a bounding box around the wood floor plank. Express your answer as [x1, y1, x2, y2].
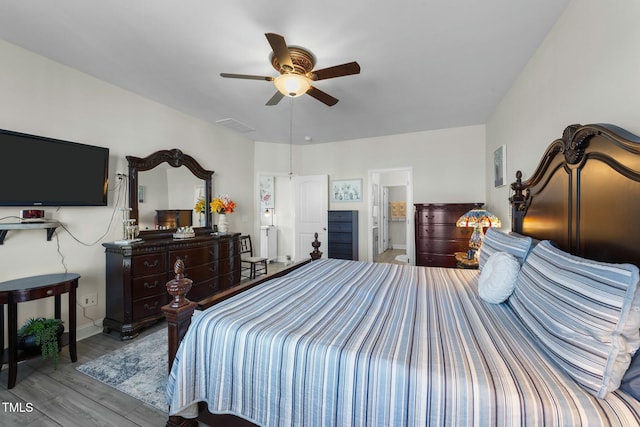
[123, 401, 170, 427]
[1, 322, 170, 426]
[9, 368, 141, 427]
[47, 361, 142, 415]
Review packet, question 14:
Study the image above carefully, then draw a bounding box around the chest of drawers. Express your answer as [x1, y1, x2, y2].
[103, 232, 240, 339]
[414, 203, 481, 268]
[328, 210, 359, 260]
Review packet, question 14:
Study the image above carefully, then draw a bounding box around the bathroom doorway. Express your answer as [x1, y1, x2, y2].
[368, 167, 414, 264]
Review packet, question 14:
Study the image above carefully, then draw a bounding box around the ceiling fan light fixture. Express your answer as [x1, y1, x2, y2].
[274, 73, 310, 97]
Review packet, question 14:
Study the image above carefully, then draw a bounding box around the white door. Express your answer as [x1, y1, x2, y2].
[293, 175, 328, 261]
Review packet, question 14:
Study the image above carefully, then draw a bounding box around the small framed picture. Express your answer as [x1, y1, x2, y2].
[259, 175, 275, 209]
[493, 145, 507, 188]
[331, 179, 362, 202]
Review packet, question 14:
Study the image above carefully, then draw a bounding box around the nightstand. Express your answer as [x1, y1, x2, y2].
[454, 252, 479, 269]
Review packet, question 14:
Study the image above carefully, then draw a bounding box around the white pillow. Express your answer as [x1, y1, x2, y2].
[477, 251, 520, 303]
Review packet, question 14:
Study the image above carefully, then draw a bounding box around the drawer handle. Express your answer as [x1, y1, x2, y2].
[143, 260, 160, 268]
[144, 301, 159, 311]
[144, 281, 159, 289]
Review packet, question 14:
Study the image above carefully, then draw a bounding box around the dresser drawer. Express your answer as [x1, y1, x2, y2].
[328, 211, 355, 222]
[418, 238, 468, 254]
[188, 278, 220, 301]
[329, 242, 354, 254]
[328, 222, 353, 233]
[417, 225, 470, 239]
[218, 239, 231, 258]
[219, 272, 236, 290]
[132, 294, 169, 321]
[131, 254, 165, 276]
[418, 253, 456, 268]
[417, 209, 465, 224]
[328, 232, 355, 243]
[218, 256, 235, 275]
[184, 262, 217, 284]
[169, 245, 213, 268]
[132, 273, 166, 299]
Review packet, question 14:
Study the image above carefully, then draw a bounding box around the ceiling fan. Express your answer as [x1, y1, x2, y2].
[220, 33, 360, 107]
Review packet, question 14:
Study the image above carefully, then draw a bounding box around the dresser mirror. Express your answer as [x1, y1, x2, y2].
[126, 149, 213, 236]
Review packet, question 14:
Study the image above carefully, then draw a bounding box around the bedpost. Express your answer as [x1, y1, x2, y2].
[162, 258, 198, 374]
[510, 171, 527, 233]
[310, 232, 323, 260]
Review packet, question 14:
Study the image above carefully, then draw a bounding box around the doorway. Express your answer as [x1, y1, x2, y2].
[255, 173, 328, 264]
[368, 168, 414, 264]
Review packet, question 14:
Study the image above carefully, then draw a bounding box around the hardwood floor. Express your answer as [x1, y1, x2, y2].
[0, 263, 290, 426]
[0, 322, 168, 426]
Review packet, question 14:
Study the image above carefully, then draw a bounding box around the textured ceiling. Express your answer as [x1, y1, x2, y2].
[0, 0, 569, 144]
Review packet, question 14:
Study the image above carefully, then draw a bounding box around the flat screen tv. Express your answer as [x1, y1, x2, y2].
[0, 128, 109, 206]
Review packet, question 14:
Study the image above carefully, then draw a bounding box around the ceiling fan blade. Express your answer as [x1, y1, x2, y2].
[311, 61, 360, 81]
[306, 86, 339, 106]
[265, 33, 294, 72]
[266, 91, 285, 106]
[220, 73, 274, 81]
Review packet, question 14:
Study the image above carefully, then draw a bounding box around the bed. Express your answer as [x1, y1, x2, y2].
[163, 123, 640, 427]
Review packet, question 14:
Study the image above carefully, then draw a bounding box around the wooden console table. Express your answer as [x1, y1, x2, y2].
[0, 273, 79, 389]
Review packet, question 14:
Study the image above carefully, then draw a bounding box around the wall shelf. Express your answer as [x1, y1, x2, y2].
[0, 221, 60, 245]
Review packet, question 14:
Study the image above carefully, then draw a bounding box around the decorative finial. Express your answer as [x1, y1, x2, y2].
[166, 257, 193, 308]
[310, 232, 322, 260]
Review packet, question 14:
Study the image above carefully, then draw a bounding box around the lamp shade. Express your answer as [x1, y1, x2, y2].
[274, 73, 311, 97]
[456, 208, 501, 252]
[456, 209, 502, 229]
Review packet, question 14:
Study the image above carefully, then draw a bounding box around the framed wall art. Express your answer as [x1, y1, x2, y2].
[493, 145, 507, 188]
[260, 175, 275, 209]
[331, 179, 362, 202]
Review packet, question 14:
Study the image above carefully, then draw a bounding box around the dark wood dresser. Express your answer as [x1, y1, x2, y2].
[414, 203, 482, 268]
[103, 232, 240, 339]
[328, 210, 359, 260]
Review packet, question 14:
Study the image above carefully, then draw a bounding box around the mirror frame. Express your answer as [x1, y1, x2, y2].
[126, 149, 214, 236]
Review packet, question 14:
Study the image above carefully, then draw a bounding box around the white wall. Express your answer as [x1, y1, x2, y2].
[255, 125, 486, 260]
[0, 40, 255, 340]
[486, 0, 640, 228]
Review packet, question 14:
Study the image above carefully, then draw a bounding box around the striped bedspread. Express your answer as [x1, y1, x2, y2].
[167, 258, 640, 426]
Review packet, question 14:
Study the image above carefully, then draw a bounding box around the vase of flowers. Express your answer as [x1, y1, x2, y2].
[194, 197, 206, 226]
[210, 195, 236, 233]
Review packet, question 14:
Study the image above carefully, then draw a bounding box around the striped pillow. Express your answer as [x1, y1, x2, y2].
[478, 228, 532, 270]
[509, 240, 640, 398]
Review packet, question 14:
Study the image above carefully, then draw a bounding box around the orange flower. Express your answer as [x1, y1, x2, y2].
[210, 195, 236, 214]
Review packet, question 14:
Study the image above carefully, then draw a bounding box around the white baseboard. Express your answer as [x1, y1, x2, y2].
[392, 244, 407, 250]
[76, 319, 104, 341]
[276, 255, 293, 265]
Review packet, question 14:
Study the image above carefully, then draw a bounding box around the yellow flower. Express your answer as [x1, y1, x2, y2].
[194, 197, 206, 214]
[210, 195, 236, 214]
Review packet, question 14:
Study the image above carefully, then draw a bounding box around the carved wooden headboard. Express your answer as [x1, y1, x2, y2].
[510, 123, 640, 267]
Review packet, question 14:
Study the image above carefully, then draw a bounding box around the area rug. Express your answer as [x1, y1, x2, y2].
[76, 329, 168, 412]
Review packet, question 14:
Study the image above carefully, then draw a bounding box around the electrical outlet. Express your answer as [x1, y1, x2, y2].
[80, 293, 98, 307]
[116, 172, 125, 180]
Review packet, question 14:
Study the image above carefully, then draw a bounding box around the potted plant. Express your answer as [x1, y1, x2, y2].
[18, 317, 64, 367]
